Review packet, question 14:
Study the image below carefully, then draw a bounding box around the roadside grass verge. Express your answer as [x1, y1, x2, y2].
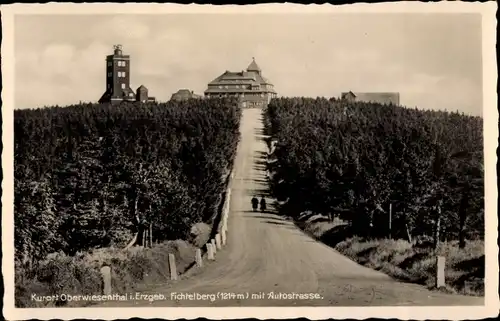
[15, 226, 212, 308]
[300, 216, 484, 297]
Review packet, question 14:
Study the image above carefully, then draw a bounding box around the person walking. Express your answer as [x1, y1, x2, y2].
[251, 196, 259, 212]
[260, 197, 267, 213]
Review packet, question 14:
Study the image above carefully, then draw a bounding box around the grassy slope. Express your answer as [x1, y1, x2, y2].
[15, 223, 212, 308]
[298, 214, 484, 296]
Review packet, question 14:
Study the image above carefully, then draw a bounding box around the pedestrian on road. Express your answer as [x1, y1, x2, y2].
[251, 196, 259, 212]
[260, 197, 267, 213]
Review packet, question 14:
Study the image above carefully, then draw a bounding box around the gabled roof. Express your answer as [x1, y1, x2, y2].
[175, 89, 193, 95]
[171, 89, 201, 101]
[341, 91, 356, 98]
[247, 58, 261, 72]
[341, 91, 400, 105]
[137, 85, 148, 90]
[98, 91, 112, 103]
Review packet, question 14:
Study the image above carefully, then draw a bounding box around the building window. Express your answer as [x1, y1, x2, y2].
[107, 61, 112, 67]
[107, 84, 110, 89]
[218, 86, 223, 89]
[121, 83, 125, 89]
[122, 61, 126, 67]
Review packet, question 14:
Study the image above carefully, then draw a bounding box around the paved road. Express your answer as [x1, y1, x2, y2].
[98, 108, 484, 307]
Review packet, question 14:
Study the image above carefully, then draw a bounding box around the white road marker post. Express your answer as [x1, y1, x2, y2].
[168, 253, 178, 281]
[221, 229, 227, 246]
[436, 256, 445, 288]
[222, 216, 228, 234]
[195, 248, 203, 268]
[207, 243, 215, 261]
[215, 233, 222, 250]
[211, 239, 217, 254]
[100, 266, 112, 295]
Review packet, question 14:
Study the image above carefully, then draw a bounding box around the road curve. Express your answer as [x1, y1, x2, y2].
[98, 108, 484, 307]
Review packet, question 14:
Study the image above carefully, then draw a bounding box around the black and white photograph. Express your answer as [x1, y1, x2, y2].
[1, 2, 498, 320]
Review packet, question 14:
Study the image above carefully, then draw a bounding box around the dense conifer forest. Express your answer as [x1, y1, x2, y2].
[264, 97, 484, 246]
[14, 99, 241, 267]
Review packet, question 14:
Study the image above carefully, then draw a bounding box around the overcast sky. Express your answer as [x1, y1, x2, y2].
[14, 13, 483, 115]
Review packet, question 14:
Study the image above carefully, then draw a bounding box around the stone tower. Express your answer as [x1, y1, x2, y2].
[98, 44, 136, 104]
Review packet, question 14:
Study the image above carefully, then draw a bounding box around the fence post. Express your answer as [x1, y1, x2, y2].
[207, 243, 215, 260]
[168, 253, 178, 281]
[215, 233, 222, 250]
[100, 265, 112, 295]
[211, 239, 217, 254]
[436, 256, 445, 288]
[195, 248, 203, 268]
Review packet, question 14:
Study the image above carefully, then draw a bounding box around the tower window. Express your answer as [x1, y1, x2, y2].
[121, 83, 125, 89]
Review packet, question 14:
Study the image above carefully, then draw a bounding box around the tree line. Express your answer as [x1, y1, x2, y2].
[264, 97, 484, 248]
[14, 99, 241, 268]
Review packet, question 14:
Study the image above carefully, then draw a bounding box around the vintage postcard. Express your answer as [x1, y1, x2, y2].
[1, 2, 498, 320]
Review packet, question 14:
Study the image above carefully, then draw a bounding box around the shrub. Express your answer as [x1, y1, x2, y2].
[15, 240, 199, 308]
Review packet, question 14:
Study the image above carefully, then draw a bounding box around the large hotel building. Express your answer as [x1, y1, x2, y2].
[204, 58, 277, 108]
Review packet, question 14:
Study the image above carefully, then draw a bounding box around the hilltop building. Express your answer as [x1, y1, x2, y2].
[98, 45, 156, 104]
[341, 91, 400, 105]
[170, 89, 203, 101]
[205, 58, 277, 108]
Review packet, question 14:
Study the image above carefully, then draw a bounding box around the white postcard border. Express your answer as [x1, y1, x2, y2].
[1, 2, 498, 320]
